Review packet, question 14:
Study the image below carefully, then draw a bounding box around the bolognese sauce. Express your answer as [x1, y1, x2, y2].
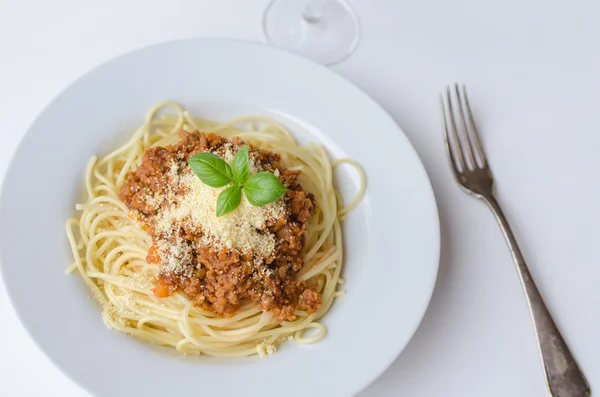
[119, 131, 320, 321]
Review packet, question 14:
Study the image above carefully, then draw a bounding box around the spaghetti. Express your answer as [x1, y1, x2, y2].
[66, 101, 366, 357]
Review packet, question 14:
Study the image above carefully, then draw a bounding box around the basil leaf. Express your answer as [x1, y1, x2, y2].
[216, 186, 242, 217]
[188, 153, 233, 188]
[243, 172, 287, 206]
[231, 146, 250, 185]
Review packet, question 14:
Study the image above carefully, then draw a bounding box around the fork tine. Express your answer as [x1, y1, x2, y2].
[445, 87, 467, 171]
[461, 85, 487, 167]
[453, 84, 477, 169]
[440, 93, 464, 175]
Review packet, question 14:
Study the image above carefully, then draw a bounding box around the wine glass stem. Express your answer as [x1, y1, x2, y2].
[303, 0, 330, 23]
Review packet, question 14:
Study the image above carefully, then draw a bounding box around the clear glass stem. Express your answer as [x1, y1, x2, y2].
[304, 0, 329, 22]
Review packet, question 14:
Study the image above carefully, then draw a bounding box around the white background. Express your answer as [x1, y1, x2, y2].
[1, 0, 599, 396]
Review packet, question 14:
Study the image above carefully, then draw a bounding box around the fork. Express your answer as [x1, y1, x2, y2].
[440, 84, 590, 397]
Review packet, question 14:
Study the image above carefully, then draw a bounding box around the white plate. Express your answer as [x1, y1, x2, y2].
[0, 39, 439, 397]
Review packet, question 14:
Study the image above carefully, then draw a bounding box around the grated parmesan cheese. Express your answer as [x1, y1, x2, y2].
[256, 340, 278, 357]
[151, 146, 286, 275]
[157, 235, 195, 277]
[220, 144, 260, 174]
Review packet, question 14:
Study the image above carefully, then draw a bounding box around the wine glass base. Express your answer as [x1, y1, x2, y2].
[263, 0, 360, 66]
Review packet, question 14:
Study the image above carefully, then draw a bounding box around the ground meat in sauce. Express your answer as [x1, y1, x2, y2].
[119, 131, 320, 321]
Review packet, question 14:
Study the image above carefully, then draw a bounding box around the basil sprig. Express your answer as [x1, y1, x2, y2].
[216, 185, 242, 217]
[243, 172, 288, 207]
[188, 146, 287, 217]
[187, 153, 233, 188]
[231, 145, 250, 184]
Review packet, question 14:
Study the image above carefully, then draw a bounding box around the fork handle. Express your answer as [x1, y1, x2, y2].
[485, 195, 590, 397]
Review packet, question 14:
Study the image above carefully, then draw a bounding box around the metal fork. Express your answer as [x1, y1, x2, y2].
[441, 84, 590, 397]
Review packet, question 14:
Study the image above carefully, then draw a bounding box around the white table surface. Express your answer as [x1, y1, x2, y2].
[1, 0, 599, 396]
